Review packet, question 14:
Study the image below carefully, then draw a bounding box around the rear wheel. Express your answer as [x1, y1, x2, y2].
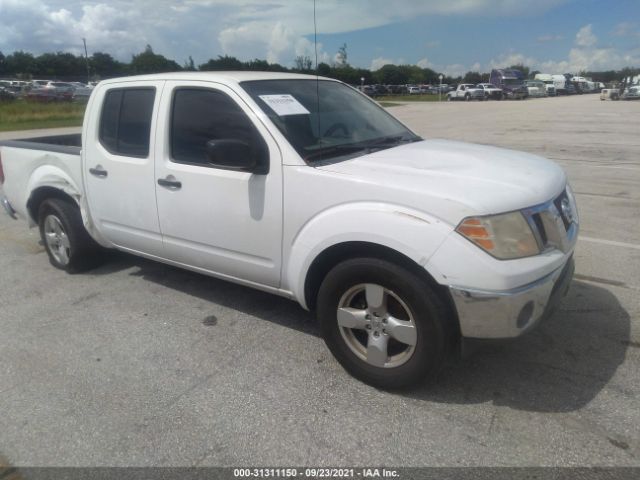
[317, 258, 451, 389]
[38, 198, 103, 273]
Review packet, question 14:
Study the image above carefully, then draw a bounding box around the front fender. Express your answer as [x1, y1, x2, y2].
[285, 202, 454, 308]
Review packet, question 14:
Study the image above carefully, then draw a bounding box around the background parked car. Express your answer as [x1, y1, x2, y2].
[525, 80, 547, 97]
[600, 89, 620, 100]
[73, 86, 93, 101]
[447, 83, 485, 101]
[622, 86, 640, 100]
[0, 86, 18, 101]
[476, 83, 503, 99]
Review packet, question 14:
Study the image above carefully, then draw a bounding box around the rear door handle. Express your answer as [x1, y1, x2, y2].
[89, 165, 108, 178]
[157, 176, 182, 190]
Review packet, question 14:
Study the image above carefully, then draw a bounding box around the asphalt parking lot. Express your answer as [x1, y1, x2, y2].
[0, 95, 638, 467]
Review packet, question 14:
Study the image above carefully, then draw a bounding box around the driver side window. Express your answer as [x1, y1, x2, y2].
[170, 88, 261, 167]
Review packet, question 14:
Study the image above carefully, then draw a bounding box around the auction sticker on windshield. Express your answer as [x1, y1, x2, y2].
[259, 94, 310, 116]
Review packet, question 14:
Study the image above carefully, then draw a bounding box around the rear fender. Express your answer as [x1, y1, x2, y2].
[25, 166, 110, 248]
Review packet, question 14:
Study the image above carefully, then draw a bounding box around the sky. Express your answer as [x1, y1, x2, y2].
[0, 0, 639, 75]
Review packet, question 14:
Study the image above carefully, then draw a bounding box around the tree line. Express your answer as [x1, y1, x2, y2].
[0, 45, 637, 85]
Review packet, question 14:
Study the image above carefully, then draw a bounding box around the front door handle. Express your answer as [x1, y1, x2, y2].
[157, 176, 182, 190]
[89, 165, 108, 178]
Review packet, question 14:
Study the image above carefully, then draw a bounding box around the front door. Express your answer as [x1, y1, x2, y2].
[153, 81, 283, 287]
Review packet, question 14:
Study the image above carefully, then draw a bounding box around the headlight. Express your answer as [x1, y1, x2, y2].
[456, 211, 540, 260]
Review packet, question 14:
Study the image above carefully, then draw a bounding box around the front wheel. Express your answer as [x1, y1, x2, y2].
[38, 198, 103, 273]
[317, 258, 451, 389]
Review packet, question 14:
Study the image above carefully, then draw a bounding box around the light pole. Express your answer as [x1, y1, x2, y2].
[360, 76, 365, 91]
[439, 74, 443, 102]
[82, 38, 90, 84]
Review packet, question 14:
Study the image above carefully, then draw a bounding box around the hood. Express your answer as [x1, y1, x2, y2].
[315, 139, 566, 224]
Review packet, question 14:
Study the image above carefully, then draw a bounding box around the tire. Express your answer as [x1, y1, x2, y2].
[317, 258, 452, 389]
[38, 198, 103, 273]
[447, 95, 452, 101]
[465, 94, 470, 101]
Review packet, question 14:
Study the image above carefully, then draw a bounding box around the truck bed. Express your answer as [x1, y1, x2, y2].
[0, 133, 81, 156]
[0, 133, 83, 223]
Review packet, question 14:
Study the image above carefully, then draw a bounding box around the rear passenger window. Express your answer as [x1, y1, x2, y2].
[99, 88, 155, 157]
[170, 88, 259, 166]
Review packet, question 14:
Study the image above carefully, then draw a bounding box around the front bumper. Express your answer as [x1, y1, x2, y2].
[450, 256, 574, 339]
[1, 196, 18, 219]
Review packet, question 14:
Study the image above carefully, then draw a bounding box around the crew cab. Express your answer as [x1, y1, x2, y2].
[0, 72, 578, 388]
[447, 84, 485, 101]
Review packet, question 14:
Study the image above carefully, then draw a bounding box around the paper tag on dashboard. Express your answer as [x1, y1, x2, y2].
[259, 94, 310, 116]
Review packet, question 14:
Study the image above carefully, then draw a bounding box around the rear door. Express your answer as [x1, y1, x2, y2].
[83, 80, 164, 256]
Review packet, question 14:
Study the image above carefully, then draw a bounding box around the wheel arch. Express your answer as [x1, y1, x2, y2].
[303, 241, 460, 337]
[27, 186, 78, 224]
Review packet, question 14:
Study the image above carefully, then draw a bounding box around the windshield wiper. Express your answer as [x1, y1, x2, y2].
[304, 144, 369, 162]
[304, 135, 421, 162]
[360, 135, 421, 152]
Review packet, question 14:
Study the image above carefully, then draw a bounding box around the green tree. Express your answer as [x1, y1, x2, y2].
[4, 51, 37, 76]
[335, 43, 348, 68]
[508, 63, 530, 78]
[90, 52, 128, 77]
[35, 52, 85, 77]
[400, 65, 426, 84]
[183, 56, 196, 71]
[294, 55, 313, 71]
[199, 55, 244, 71]
[373, 64, 407, 85]
[462, 71, 482, 84]
[316, 62, 331, 76]
[421, 68, 439, 84]
[0, 51, 5, 75]
[130, 45, 181, 74]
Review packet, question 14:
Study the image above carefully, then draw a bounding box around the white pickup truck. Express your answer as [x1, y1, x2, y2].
[447, 84, 485, 101]
[0, 72, 577, 388]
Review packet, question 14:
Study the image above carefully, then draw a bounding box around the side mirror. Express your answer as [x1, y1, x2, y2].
[205, 139, 268, 174]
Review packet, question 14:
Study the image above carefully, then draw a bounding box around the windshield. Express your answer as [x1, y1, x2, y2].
[241, 79, 420, 163]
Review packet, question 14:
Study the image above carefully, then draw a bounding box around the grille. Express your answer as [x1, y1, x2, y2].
[522, 189, 578, 254]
